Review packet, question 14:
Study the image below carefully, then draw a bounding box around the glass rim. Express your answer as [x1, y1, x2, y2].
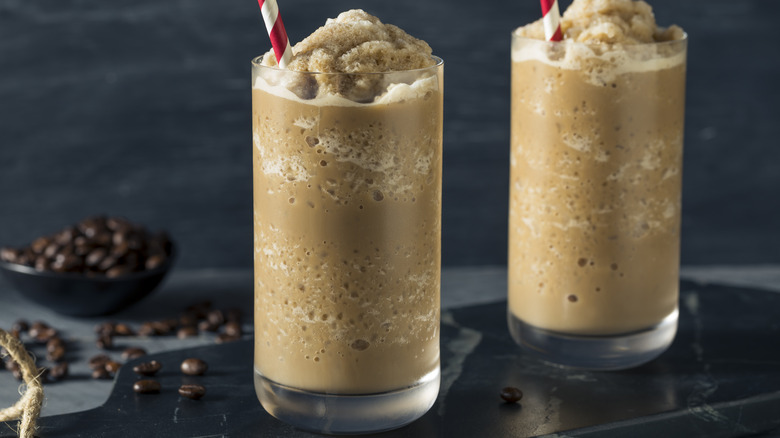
[511, 31, 688, 49]
[251, 55, 444, 76]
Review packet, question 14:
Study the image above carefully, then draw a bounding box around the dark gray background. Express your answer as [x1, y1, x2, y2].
[1, 0, 778, 269]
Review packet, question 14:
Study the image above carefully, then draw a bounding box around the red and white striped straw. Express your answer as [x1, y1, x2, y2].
[257, 0, 293, 68]
[539, 0, 563, 42]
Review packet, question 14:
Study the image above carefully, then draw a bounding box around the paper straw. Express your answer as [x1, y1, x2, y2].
[257, 0, 293, 68]
[539, 0, 563, 42]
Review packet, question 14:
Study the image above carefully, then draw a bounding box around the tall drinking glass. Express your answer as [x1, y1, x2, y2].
[508, 34, 687, 369]
[252, 55, 443, 433]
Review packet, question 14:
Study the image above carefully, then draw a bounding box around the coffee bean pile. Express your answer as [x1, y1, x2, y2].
[2, 320, 70, 384]
[0, 216, 172, 278]
[131, 358, 208, 400]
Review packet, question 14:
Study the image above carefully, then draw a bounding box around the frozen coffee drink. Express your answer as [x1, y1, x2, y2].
[252, 10, 443, 433]
[509, 0, 687, 369]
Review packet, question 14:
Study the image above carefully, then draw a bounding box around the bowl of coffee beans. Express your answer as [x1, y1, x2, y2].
[0, 216, 175, 316]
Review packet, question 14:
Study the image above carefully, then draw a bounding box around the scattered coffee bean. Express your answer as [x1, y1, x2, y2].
[198, 320, 219, 333]
[207, 309, 225, 326]
[46, 336, 65, 353]
[121, 347, 147, 361]
[34, 327, 58, 343]
[104, 360, 122, 375]
[28, 321, 50, 339]
[92, 368, 111, 380]
[177, 326, 198, 339]
[88, 354, 111, 371]
[150, 320, 174, 336]
[12, 319, 30, 333]
[215, 333, 240, 344]
[500, 387, 523, 403]
[138, 322, 156, 337]
[113, 323, 135, 336]
[133, 360, 162, 376]
[47, 345, 66, 362]
[94, 321, 115, 336]
[180, 358, 208, 376]
[223, 321, 242, 337]
[178, 384, 206, 400]
[48, 362, 69, 381]
[96, 333, 113, 350]
[133, 379, 161, 394]
[7, 362, 22, 380]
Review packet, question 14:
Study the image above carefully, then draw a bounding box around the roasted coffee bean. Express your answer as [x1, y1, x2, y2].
[92, 368, 111, 380]
[215, 333, 240, 344]
[180, 358, 208, 376]
[133, 379, 161, 394]
[34, 327, 58, 343]
[85, 248, 108, 267]
[207, 309, 225, 326]
[0, 247, 20, 263]
[121, 347, 147, 361]
[49, 362, 69, 381]
[12, 319, 30, 333]
[114, 323, 135, 336]
[43, 242, 60, 259]
[500, 387, 523, 403]
[7, 362, 22, 380]
[111, 241, 130, 259]
[198, 320, 219, 333]
[224, 321, 242, 337]
[106, 265, 133, 278]
[94, 321, 116, 336]
[177, 326, 198, 339]
[88, 354, 111, 370]
[150, 320, 174, 335]
[178, 384, 206, 400]
[47, 345, 66, 362]
[79, 216, 107, 237]
[46, 336, 65, 352]
[97, 255, 119, 272]
[28, 321, 50, 338]
[54, 227, 79, 246]
[104, 361, 121, 375]
[145, 254, 165, 270]
[30, 237, 51, 254]
[138, 322, 157, 337]
[133, 360, 162, 376]
[34, 256, 49, 271]
[96, 333, 113, 350]
[93, 230, 112, 247]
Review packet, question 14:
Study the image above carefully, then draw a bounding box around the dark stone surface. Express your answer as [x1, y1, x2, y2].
[6, 281, 779, 437]
[1, 0, 779, 268]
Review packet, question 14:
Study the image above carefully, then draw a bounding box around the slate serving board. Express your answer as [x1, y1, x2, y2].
[4, 281, 780, 437]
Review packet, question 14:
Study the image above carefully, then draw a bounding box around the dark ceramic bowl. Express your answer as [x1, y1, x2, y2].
[0, 245, 175, 317]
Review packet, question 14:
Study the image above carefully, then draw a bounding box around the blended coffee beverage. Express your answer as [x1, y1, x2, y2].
[251, 10, 443, 434]
[509, 0, 687, 369]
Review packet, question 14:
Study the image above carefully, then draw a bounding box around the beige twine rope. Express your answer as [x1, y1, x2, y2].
[0, 329, 43, 438]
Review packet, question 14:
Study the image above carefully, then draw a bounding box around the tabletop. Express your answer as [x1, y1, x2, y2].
[1, 265, 779, 437]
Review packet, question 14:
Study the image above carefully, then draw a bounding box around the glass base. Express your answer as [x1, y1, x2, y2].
[254, 367, 440, 435]
[508, 309, 678, 370]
